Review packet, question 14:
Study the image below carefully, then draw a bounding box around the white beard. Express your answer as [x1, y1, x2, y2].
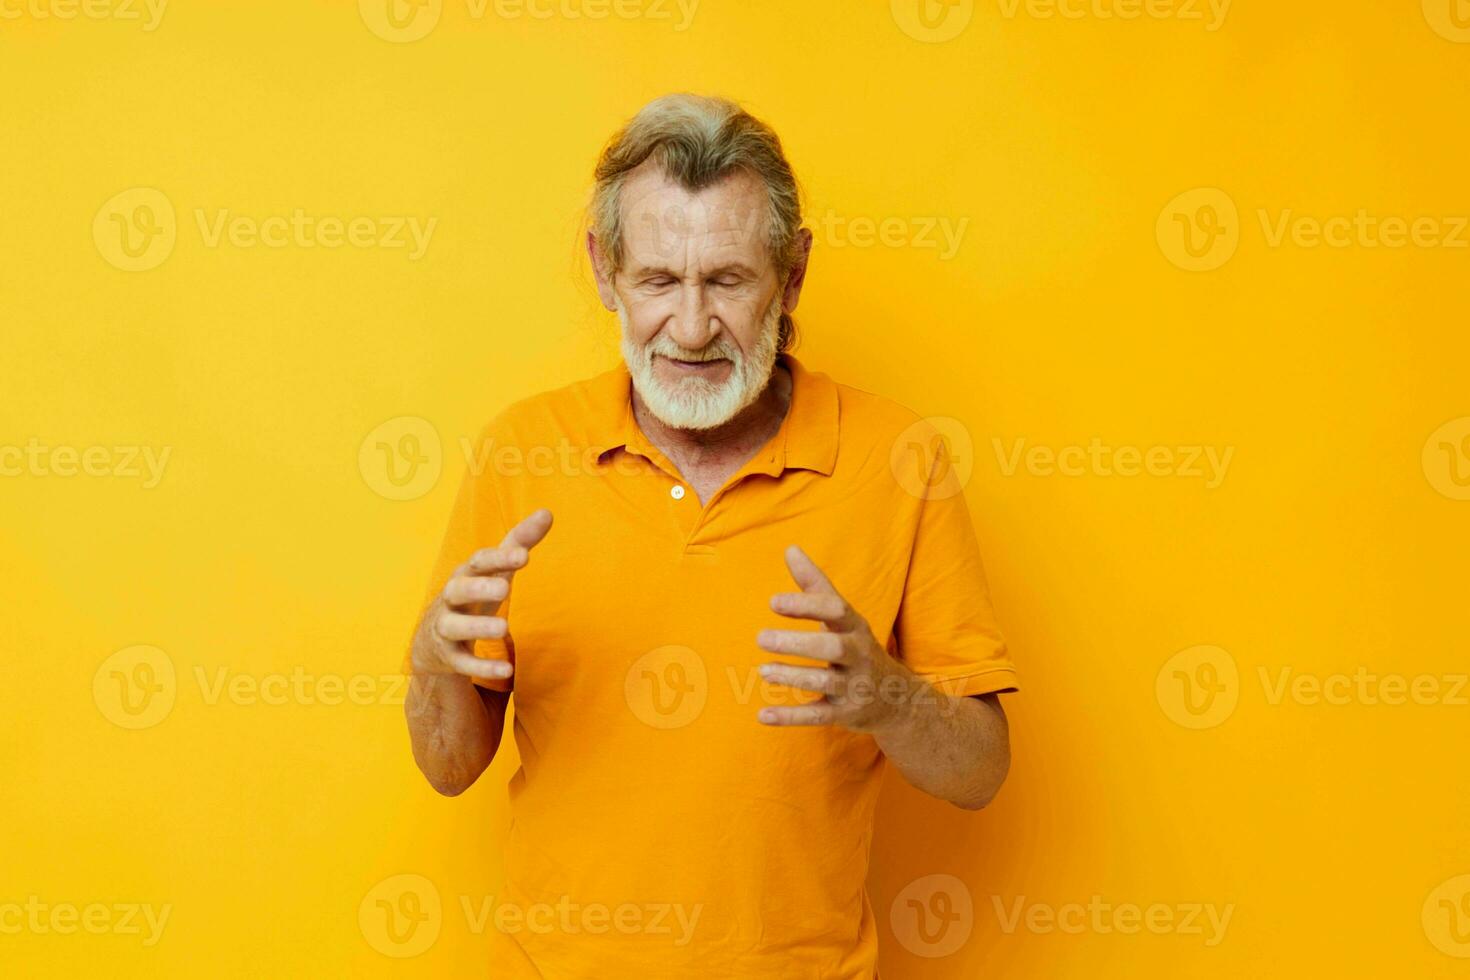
[617, 294, 782, 431]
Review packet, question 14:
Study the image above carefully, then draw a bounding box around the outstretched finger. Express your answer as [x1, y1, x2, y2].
[783, 544, 837, 594]
[464, 509, 553, 576]
[502, 508, 554, 552]
[777, 547, 862, 632]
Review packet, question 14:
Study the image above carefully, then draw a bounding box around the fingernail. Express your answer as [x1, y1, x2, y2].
[758, 709, 776, 723]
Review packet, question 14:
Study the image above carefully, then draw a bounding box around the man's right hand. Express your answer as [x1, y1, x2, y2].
[411, 508, 554, 682]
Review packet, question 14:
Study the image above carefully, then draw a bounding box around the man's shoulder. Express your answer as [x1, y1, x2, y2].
[827, 373, 931, 439]
[822, 372, 972, 503]
[818, 370, 968, 492]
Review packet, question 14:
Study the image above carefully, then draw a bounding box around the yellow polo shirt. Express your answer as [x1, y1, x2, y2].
[419, 352, 1017, 978]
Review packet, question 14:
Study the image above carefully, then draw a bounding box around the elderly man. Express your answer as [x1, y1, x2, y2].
[404, 93, 1018, 977]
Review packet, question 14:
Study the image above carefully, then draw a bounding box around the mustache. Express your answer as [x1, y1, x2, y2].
[645, 340, 738, 364]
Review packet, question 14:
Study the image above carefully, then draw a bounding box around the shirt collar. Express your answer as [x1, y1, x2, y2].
[586, 352, 839, 477]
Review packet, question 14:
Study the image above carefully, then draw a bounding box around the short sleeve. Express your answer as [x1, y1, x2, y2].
[401, 423, 515, 692]
[892, 458, 1018, 699]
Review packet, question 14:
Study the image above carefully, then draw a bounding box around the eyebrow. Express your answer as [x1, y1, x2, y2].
[627, 262, 760, 279]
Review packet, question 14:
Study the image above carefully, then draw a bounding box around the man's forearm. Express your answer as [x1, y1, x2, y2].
[404, 612, 508, 796]
[872, 682, 1010, 810]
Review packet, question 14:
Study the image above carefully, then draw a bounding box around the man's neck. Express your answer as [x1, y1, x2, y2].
[632, 360, 793, 472]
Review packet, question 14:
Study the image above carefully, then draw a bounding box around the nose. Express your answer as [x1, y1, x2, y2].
[667, 283, 717, 351]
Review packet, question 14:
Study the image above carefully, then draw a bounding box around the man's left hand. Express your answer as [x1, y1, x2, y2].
[755, 544, 919, 733]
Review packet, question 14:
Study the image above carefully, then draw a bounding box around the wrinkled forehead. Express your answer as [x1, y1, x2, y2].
[617, 160, 773, 273]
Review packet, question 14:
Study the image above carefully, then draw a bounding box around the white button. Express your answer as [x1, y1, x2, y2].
[670, 485, 686, 500]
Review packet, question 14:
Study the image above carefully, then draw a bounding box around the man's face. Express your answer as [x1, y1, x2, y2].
[605, 162, 787, 431]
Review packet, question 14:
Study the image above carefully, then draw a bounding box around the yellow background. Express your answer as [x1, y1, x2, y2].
[3, 0, 1468, 975]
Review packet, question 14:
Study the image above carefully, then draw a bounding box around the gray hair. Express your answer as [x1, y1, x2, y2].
[588, 93, 805, 352]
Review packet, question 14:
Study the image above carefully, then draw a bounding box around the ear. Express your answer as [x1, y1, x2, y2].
[586, 232, 618, 311]
[781, 227, 815, 315]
